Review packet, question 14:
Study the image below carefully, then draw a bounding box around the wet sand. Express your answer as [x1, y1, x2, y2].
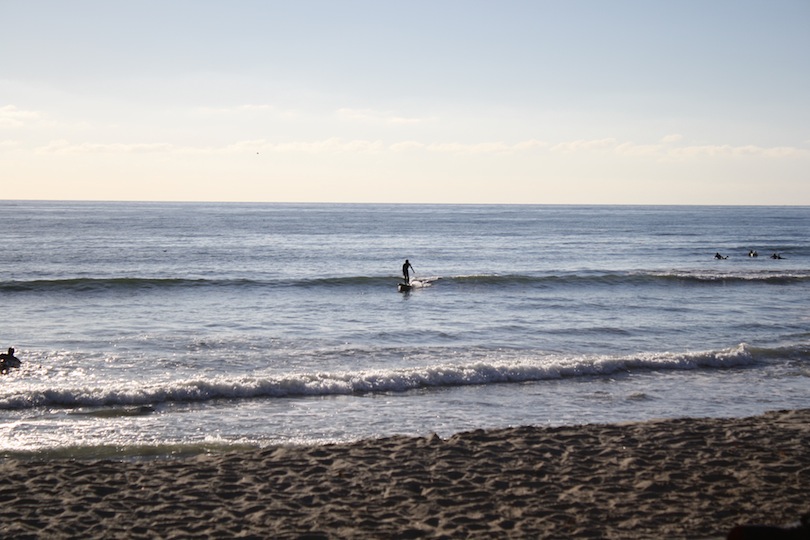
[1, 409, 808, 539]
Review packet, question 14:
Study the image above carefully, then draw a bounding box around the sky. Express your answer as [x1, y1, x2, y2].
[1, 0, 809, 205]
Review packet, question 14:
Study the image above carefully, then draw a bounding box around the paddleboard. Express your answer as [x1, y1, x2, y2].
[397, 283, 412, 292]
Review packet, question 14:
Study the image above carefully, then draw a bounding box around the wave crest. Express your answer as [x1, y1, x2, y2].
[2, 343, 800, 411]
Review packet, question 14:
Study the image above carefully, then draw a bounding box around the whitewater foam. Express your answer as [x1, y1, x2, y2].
[0, 343, 774, 411]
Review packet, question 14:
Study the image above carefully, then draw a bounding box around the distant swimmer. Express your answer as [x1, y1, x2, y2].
[771, 252, 783, 259]
[748, 250, 758, 258]
[402, 259, 415, 285]
[714, 252, 728, 260]
[0, 347, 21, 373]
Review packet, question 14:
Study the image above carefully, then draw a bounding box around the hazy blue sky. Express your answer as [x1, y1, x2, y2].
[2, 0, 808, 204]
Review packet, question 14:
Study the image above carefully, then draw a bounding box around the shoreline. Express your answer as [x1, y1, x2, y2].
[1, 409, 808, 539]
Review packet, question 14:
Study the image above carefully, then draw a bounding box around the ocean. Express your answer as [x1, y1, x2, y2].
[1, 201, 808, 458]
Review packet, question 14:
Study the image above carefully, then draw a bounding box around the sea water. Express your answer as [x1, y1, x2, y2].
[1, 202, 808, 457]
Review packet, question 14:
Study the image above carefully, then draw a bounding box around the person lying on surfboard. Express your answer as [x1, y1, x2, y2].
[402, 259, 414, 285]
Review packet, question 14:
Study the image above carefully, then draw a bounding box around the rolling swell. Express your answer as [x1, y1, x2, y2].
[2, 343, 802, 411]
[0, 276, 391, 294]
[2, 270, 807, 294]
[0, 277, 240, 293]
[448, 271, 810, 287]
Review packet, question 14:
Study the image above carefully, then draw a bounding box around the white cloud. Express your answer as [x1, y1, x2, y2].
[29, 137, 546, 156]
[546, 136, 808, 161]
[668, 144, 808, 159]
[0, 105, 44, 128]
[551, 138, 618, 153]
[0, 140, 20, 149]
[514, 139, 548, 151]
[27, 135, 810, 162]
[226, 138, 385, 154]
[390, 141, 426, 152]
[36, 140, 185, 155]
[35, 138, 388, 156]
[425, 142, 512, 154]
[614, 142, 666, 158]
[336, 108, 428, 125]
[195, 104, 277, 115]
[392, 140, 547, 155]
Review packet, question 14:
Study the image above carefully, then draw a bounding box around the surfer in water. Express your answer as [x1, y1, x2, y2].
[402, 259, 414, 285]
[0, 347, 21, 373]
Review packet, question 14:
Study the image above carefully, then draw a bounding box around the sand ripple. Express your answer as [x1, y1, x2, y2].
[1, 409, 809, 539]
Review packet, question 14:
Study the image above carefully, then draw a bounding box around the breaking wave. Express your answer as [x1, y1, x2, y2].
[2, 343, 804, 411]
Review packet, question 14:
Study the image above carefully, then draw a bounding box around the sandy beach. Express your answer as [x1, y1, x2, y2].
[1, 409, 808, 539]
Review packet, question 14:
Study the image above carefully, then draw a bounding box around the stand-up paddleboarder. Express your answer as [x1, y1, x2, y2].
[402, 259, 414, 285]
